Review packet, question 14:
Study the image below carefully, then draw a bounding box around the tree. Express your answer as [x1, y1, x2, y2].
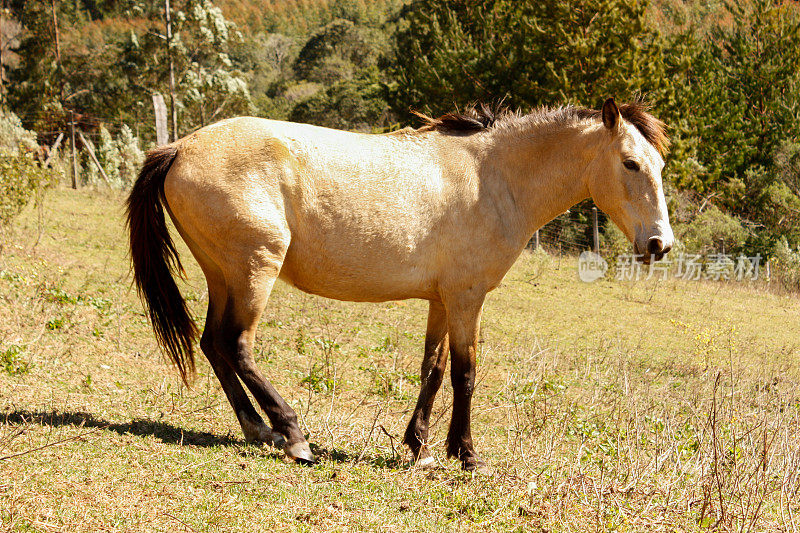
[122, 0, 252, 136]
[390, 0, 666, 118]
[289, 66, 389, 130]
[293, 18, 375, 84]
[662, 0, 800, 251]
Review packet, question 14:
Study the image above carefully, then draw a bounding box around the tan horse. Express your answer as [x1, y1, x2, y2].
[126, 98, 672, 473]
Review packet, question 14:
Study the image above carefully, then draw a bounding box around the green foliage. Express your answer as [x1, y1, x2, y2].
[293, 19, 374, 84]
[93, 124, 145, 188]
[289, 67, 389, 131]
[0, 344, 30, 375]
[0, 151, 47, 228]
[222, 0, 404, 36]
[121, 0, 253, 134]
[660, 0, 800, 253]
[4, 0, 800, 248]
[96, 126, 122, 185]
[117, 125, 145, 187]
[178, 0, 254, 127]
[46, 317, 66, 331]
[675, 205, 749, 255]
[0, 108, 38, 152]
[252, 6, 396, 130]
[300, 363, 335, 393]
[391, 0, 665, 118]
[0, 110, 53, 230]
[770, 237, 800, 292]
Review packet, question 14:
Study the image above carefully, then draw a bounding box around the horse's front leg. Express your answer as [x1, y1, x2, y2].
[404, 300, 449, 467]
[444, 290, 489, 474]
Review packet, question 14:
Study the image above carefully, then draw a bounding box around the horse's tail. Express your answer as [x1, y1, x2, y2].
[125, 144, 197, 385]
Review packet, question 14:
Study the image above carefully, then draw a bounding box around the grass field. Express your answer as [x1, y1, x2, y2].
[1, 188, 799, 532]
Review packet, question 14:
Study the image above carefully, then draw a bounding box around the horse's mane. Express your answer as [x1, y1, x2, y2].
[413, 99, 669, 155]
[412, 102, 518, 133]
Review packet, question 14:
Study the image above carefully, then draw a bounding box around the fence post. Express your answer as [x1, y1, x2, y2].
[592, 206, 599, 253]
[43, 132, 64, 168]
[153, 93, 169, 146]
[69, 110, 78, 189]
[77, 130, 113, 188]
[533, 230, 539, 250]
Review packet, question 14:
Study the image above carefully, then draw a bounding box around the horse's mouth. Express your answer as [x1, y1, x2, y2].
[633, 242, 666, 264]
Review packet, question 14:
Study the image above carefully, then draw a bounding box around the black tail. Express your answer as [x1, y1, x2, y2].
[125, 144, 197, 384]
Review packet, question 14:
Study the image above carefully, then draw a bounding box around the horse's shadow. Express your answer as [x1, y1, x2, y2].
[1, 409, 405, 467]
[1, 409, 241, 448]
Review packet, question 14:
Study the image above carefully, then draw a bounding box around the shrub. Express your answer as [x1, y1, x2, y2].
[770, 237, 800, 292]
[676, 205, 748, 255]
[117, 125, 144, 188]
[0, 109, 53, 235]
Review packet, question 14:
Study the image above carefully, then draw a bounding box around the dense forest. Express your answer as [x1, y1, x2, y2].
[1, 0, 800, 276]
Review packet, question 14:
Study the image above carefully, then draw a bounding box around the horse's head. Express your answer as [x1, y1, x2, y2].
[586, 98, 673, 264]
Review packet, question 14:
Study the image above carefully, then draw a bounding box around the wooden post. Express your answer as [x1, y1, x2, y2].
[165, 0, 178, 141]
[592, 206, 599, 253]
[69, 111, 78, 189]
[533, 230, 539, 250]
[43, 132, 64, 168]
[77, 130, 113, 188]
[152, 93, 169, 146]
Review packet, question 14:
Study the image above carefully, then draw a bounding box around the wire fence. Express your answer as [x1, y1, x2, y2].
[529, 200, 604, 256]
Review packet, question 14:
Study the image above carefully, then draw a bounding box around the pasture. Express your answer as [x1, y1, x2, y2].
[1, 188, 799, 532]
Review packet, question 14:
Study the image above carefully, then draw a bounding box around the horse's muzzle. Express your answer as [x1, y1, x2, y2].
[635, 236, 672, 264]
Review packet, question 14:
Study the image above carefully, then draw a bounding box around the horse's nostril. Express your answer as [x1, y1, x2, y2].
[647, 237, 664, 257]
[661, 243, 672, 255]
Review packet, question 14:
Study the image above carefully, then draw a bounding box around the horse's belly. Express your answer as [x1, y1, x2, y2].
[278, 241, 437, 302]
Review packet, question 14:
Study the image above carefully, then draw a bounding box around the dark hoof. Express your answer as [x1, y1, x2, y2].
[284, 441, 317, 465]
[462, 457, 491, 475]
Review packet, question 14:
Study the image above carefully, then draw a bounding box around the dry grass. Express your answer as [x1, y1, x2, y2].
[1, 188, 799, 532]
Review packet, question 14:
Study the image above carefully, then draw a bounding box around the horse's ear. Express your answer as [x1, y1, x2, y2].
[602, 98, 620, 131]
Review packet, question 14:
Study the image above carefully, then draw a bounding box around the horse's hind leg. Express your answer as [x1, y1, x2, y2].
[215, 252, 315, 464]
[201, 279, 273, 444]
[404, 300, 449, 467]
[171, 220, 274, 445]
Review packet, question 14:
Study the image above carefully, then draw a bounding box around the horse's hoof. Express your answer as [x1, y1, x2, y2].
[284, 441, 317, 465]
[415, 455, 436, 470]
[462, 458, 491, 476]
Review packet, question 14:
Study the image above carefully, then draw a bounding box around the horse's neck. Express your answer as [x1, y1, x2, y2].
[482, 122, 599, 241]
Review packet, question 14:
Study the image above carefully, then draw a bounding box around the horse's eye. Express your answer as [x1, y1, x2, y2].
[623, 160, 640, 172]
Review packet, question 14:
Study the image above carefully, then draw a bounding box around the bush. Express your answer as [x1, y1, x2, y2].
[770, 237, 800, 292]
[0, 109, 38, 153]
[0, 150, 51, 229]
[0, 109, 53, 235]
[675, 205, 749, 255]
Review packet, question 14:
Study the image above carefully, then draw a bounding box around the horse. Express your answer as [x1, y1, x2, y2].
[126, 97, 673, 473]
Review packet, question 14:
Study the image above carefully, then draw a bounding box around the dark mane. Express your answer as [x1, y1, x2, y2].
[413, 98, 669, 155]
[412, 102, 516, 133]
